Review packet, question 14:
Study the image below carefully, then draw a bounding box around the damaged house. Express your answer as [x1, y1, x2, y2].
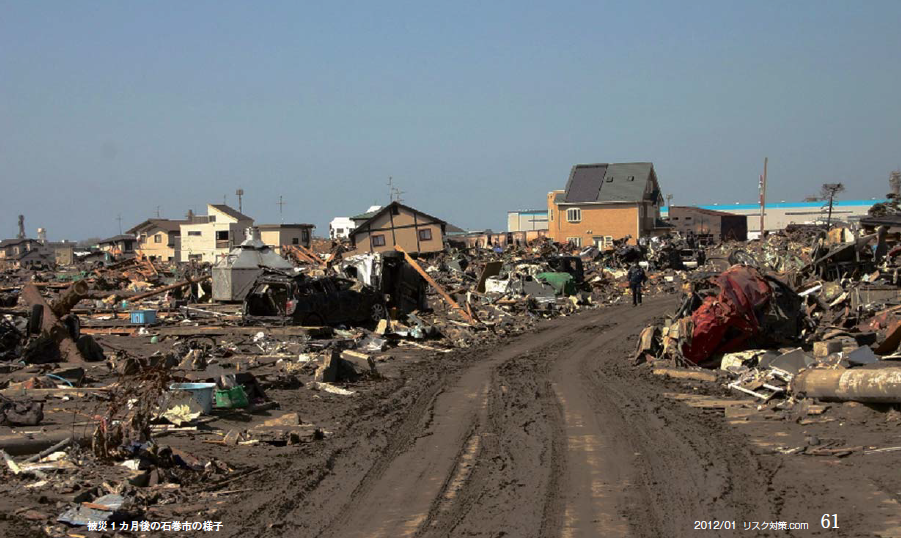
[547, 162, 669, 247]
[96, 235, 137, 256]
[348, 201, 447, 255]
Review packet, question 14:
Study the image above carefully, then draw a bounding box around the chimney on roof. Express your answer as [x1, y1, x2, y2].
[37, 228, 46, 244]
[186, 209, 194, 222]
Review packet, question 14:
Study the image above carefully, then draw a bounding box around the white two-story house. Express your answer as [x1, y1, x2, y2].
[179, 204, 254, 263]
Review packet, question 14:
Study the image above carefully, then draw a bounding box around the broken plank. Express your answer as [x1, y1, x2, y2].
[652, 367, 718, 383]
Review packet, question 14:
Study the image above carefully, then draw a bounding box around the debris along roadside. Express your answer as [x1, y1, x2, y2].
[633, 219, 901, 458]
[0, 229, 694, 534]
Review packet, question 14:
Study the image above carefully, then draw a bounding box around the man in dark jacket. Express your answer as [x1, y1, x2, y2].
[627, 263, 647, 306]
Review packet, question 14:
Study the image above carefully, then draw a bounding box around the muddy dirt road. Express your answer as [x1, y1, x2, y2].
[221, 298, 887, 537]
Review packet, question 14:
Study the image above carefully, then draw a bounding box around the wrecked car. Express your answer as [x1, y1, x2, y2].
[242, 270, 387, 326]
[340, 251, 428, 315]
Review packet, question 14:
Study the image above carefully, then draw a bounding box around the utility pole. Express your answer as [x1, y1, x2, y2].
[758, 157, 768, 238]
[236, 189, 244, 213]
[276, 195, 285, 223]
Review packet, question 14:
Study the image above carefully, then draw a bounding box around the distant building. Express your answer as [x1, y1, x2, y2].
[46, 241, 76, 265]
[180, 204, 254, 264]
[329, 217, 355, 240]
[348, 201, 446, 255]
[0, 238, 52, 268]
[0, 238, 42, 261]
[350, 205, 385, 230]
[258, 223, 315, 253]
[507, 209, 548, 232]
[97, 235, 137, 255]
[547, 162, 669, 247]
[663, 206, 748, 242]
[128, 219, 188, 262]
[662, 199, 886, 237]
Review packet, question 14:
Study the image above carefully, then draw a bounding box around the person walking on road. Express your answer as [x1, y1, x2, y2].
[627, 263, 647, 306]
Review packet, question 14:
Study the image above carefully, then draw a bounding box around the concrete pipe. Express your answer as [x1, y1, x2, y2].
[792, 367, 901, 404]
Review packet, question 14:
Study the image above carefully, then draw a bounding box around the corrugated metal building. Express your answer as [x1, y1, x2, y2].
[507, 209, 548, 232]
[662, 199, 885, 236]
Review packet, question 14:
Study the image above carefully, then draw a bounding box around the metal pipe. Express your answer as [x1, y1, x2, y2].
[793, 368, 901, 403]
[126, 274, 210, 302]
[50, 280, 89, 317]
[20, 284, 86, 363]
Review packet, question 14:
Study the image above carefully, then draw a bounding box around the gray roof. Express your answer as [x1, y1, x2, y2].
[210, 204, 252, 222]
[127, 218, 188, 235]
[0, 238, 38, 248]
[98, 234, 136, 245]
[563, 162, 657, 204]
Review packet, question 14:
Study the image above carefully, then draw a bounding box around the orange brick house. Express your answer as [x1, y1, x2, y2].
[547, 162, 669, 247]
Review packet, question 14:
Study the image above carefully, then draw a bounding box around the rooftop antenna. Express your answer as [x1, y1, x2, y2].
[236, 188, 244, 213]
[393, 188, 405, 203]
[276, 195, 285, 223]
[223, 194, 227, 205]
[116, 214, 123, 235]
[387, 176, 393, 202]
[155, 206, 161, 218]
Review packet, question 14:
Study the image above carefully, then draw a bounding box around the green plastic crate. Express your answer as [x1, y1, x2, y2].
[214, 386, 249, 409]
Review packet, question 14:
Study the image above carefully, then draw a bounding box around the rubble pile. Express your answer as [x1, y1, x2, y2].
[1, 232, 700, 533]
[636, 223, 901, 419]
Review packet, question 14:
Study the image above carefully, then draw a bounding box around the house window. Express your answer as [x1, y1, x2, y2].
[418, 228, 432, 241]
[215, 230, 229, 240]
[208, 215, 216, 222]
[292, 237, 299, 245]
[371, 234, 386, 247]
[154, 234, 162, 243]
[391, 206, 400, 216]
[566, 208, 581, 223]
[189, 254, 202, 261]
[301, 230, 310, 242]
[188, 231, 201, 236]
[566, 237, 582, 247]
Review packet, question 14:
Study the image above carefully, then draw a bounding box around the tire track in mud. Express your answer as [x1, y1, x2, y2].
[422, 296, 776, 538]
[549, 299, 778, 538]
[318, 313, 610, 538]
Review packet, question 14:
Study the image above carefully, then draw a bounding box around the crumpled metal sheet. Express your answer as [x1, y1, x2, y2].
[682, 266, 772, 364]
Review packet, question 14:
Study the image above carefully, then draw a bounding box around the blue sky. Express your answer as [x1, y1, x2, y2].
[1, 1, 899, 240]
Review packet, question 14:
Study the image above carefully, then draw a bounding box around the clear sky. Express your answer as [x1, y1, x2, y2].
[1, 1, 899, 240]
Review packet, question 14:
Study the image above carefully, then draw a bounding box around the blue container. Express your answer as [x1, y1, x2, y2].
[130, 310, 157, 325]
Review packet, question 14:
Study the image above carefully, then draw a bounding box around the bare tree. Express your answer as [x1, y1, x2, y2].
[820, 183, 845, 228]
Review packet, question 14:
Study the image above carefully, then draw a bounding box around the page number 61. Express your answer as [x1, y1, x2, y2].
[821, 514, 839, 529]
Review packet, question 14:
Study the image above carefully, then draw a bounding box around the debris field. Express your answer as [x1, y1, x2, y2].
[3, 216, 901, 537]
